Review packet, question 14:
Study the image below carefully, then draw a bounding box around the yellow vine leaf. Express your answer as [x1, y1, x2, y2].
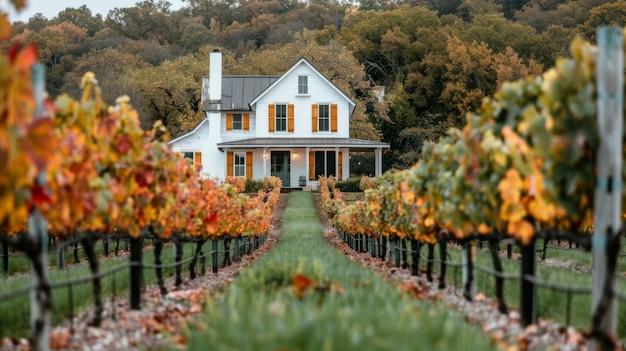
[525, 172, 545, 197]
[507, 219, 534, 245]
[424, 216, 435, 228]
[528, 197, 551, 223]
[498, 169, 523, 204]
[494, 152, 507, 167]
[478, 223, 491, 234]
[501, 125, 529, 155]
[500, 202, 526, 222]
[399, 181, 415, 205]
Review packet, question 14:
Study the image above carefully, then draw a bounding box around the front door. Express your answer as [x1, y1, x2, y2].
[271, 151, 290, 187]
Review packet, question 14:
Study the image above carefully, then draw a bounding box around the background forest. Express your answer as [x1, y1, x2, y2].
[5, 0, 626, 172]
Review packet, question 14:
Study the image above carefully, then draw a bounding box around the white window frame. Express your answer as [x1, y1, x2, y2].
[232, 113, 243, 130]
[275, 104, 287, 132]
[318, 104, 330, 132]
[234, 152, 246, 177]
[183, 151, 195, 165]
[298, 75, 308, 95]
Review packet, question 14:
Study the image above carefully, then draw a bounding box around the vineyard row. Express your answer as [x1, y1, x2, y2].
[319, 27, 625, 350]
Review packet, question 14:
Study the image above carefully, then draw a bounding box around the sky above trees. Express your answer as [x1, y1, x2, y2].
[2, 0, 185, 22]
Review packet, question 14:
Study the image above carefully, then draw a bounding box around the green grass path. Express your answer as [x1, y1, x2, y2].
[184, 192, 497, 351]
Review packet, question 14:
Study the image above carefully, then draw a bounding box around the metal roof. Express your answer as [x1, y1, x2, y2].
[201, 75, 279, 111]
[217, 137, 390, 151]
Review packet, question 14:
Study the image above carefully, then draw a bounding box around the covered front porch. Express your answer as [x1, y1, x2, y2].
[217, 138, 390, 188]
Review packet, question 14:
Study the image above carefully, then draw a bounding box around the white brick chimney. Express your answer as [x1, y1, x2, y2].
[205, 49, 224, 180]
[209, 50, 222, 106]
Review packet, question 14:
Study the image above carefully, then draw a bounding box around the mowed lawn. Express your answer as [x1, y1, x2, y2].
[183, 191, 497, 351]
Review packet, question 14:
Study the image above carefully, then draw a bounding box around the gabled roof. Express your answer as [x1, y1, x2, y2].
[202, 75, 279, 111]
[249, 58, 356, 114]
[168, 118, 208, 144]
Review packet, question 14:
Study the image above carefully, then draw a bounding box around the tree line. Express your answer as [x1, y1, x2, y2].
[5, 0, 625, 171]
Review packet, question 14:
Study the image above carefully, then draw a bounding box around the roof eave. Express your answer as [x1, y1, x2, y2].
[168, 118, 208, 144]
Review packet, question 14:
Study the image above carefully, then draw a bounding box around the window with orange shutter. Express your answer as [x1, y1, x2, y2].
[275, 104, 287, 132]
[318, 104, 330, 132]
[234, 153, 246, 177]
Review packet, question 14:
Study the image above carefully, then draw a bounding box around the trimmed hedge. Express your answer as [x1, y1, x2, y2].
[335, 177, 362, 192]
[244, 178, 265, 193]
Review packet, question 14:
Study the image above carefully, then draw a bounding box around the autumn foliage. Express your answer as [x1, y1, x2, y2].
[0, 27, 281, 244]
[324, 34, 612, 246]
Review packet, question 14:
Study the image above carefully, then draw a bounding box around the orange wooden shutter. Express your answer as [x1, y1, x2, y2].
[194, 151, 202, 166]
[246, 151, 253, 179]
[311, 104, 318, 132]
[227, 151, 234, 177]
[309, 151, 315, 180]
[338, 151, 342, 180]
[226, 114, 233, 131]
[330, 104, 338, 132]
[288, 104, 294, 132]
[243, 114, 250, 131]
[268, 104, 275, 132]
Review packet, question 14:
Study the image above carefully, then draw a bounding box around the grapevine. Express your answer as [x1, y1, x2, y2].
[328, 33, 615, 250]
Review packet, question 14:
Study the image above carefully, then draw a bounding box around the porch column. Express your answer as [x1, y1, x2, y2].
[375, 148, 383, 177]
[224, 148, 229, 181]
[335, 147, 339, 180]
[263, 147, 268, 178]
[305, 147, 310, 186]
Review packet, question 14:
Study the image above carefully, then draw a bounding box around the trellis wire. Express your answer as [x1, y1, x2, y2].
[339, 232, 605, 330]
[0, 234, 267, 337]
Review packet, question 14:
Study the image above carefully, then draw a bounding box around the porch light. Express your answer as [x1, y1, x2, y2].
[293, 152, 299, 160]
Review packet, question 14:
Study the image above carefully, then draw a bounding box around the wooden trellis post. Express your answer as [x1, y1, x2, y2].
[590, 26, 623, 351]
[2, 243, 8, 278]
[129, 236, 142, 310]
[462, 240, 475, 301]
[520, 239, 536, 326]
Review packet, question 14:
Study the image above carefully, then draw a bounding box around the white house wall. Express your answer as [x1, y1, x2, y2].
[254, 62, 351, 139]
[205, 111, 225, 180]
[252, 149, 265, 179]
[170, 118, 224, 180]
[220, 113, 257, 142]
[170, 121, 206, 151]
[288, 149, 307, 187]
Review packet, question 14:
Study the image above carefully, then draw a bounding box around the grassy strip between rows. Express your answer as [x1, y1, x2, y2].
[183, 192, 498, 351]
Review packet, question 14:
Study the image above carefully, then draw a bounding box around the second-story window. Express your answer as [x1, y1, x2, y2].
[298, 75, 308, 95]
[275, 104, 287, 132]
[227, 113, 249, 131]
[318, 104, 330, 132]
[232, 114, 242, 130]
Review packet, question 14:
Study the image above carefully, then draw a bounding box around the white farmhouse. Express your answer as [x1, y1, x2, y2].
[169, 50, 389, 188]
